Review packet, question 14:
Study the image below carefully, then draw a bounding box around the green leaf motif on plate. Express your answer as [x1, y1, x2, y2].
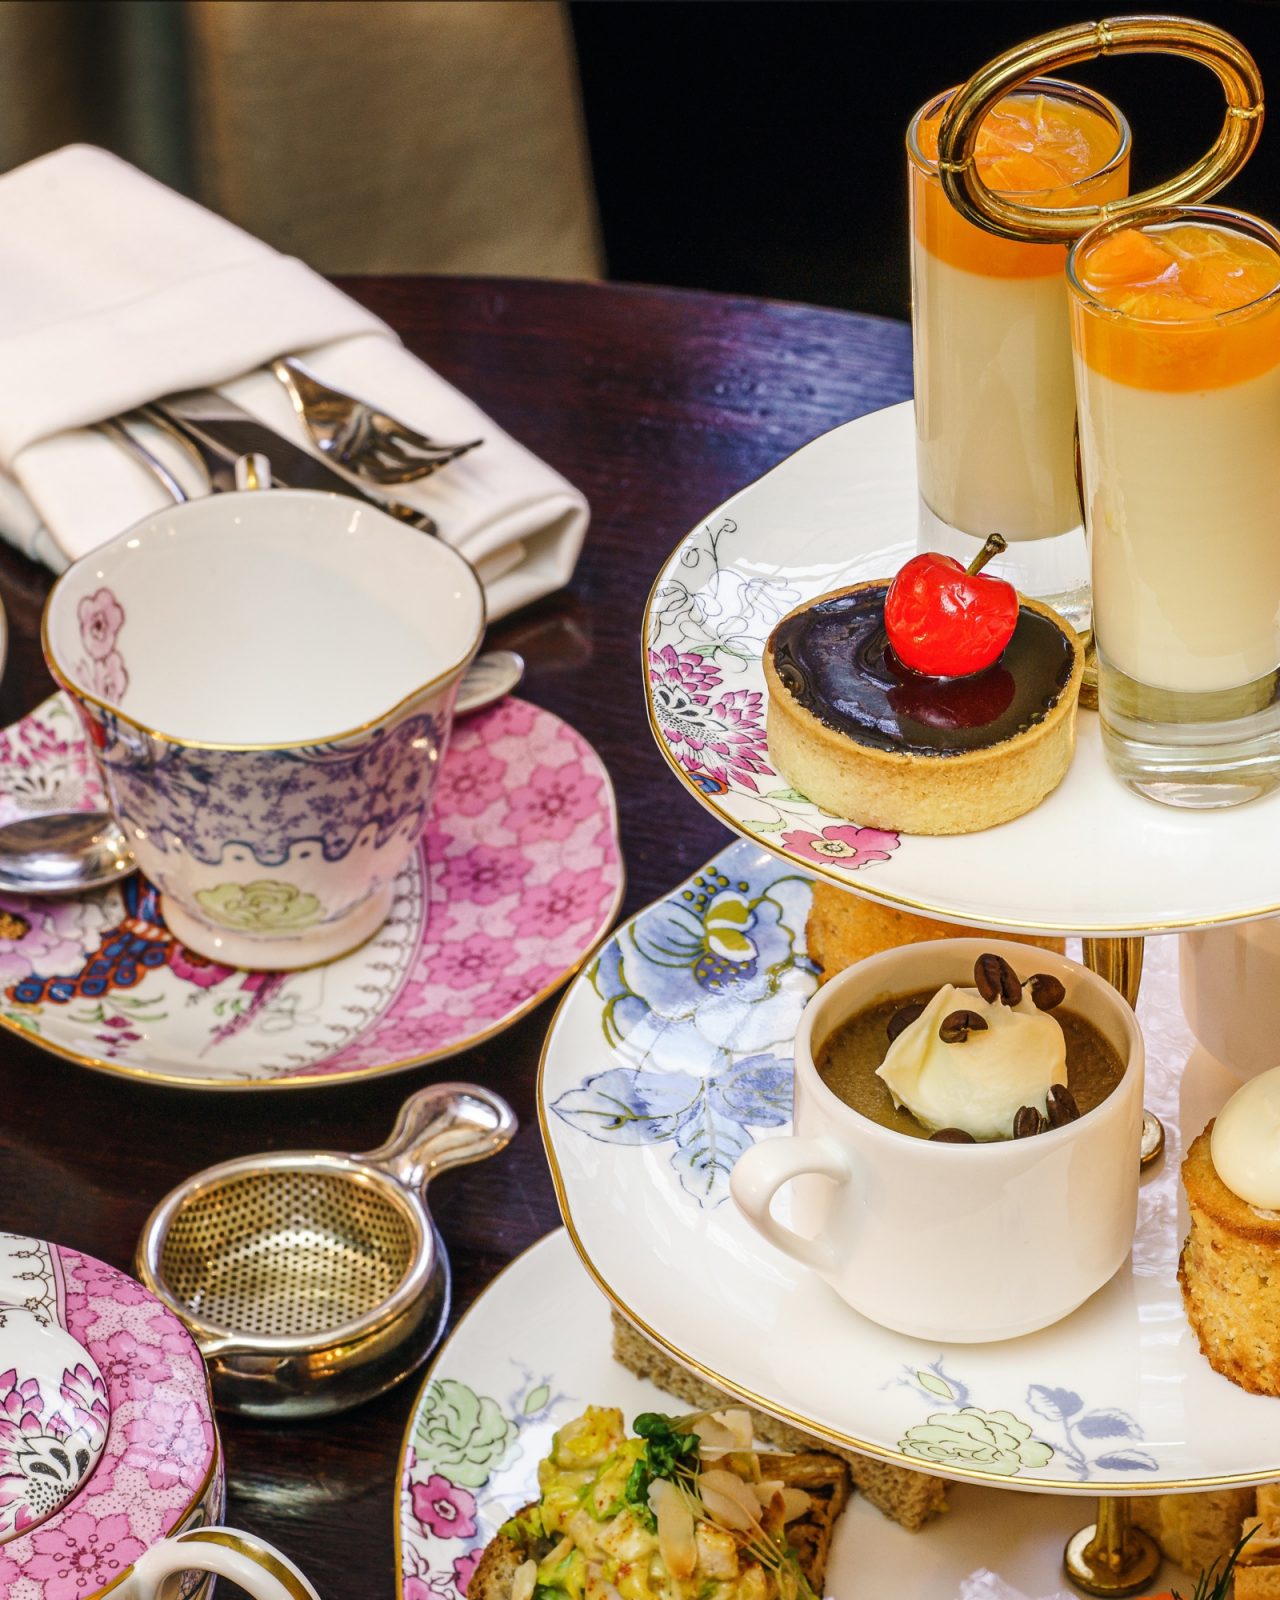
[413, 1376, 516, 1488]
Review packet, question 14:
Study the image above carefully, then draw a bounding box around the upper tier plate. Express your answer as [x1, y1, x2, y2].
[643, 400, 1280, 935]
[540, 839, 1279, 1493]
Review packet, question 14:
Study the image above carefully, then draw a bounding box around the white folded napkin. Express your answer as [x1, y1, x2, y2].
[0, 145, 588, 618]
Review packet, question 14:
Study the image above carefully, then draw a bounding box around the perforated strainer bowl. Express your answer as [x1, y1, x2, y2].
[135, 1082, 516, 1417]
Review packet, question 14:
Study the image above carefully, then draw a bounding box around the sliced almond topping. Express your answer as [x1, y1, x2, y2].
[698, 1408, 754, 1451]
[777, 1487, 812, 1523]
[700, 1468, 762, 1524]
[648, 1478, 697, 1579]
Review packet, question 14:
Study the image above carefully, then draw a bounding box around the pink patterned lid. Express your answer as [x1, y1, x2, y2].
[0, 1234, 217, 1598]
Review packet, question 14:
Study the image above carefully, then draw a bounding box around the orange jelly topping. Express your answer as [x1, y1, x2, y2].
[911, 92, 1126, 279]
[1072, 222, 1280, 391]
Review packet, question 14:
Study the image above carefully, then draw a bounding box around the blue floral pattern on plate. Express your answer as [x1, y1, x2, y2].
[550, 841, 816, 1204]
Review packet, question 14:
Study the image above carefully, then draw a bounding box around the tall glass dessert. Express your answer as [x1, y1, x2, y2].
[908, 81, 1130, 634]
[1068, 206, 1280, 806]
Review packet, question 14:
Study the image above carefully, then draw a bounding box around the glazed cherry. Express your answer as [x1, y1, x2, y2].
[883, 534, 1018, 678]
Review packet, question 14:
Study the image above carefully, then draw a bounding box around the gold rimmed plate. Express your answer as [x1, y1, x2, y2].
[538, 837, 1280, 1492]
[0, 691, 622, 1088]
[643, 400, 1280, 936]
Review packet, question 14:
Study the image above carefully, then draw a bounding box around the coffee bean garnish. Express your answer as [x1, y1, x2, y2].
[1028, 973, 1066, 1012]
[929, 1127, 976, 1143]
[1013, 1105, 1045, 1139]
[974, 953, 1022, 1007]
[1046, 1084, 1081, 1127]
[886, 1002, 926, 1043]
[939, 1009, 988, 1044]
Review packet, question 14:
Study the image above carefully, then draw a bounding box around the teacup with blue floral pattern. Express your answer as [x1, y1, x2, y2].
[43, 490, 485, 969]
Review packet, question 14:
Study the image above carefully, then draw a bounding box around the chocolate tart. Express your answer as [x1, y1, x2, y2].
[763, 581, 1084, 835]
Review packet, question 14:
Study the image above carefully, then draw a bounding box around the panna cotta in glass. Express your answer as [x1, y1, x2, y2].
[1068, 207, 1280, 807]
[908, 81, 1129, 631]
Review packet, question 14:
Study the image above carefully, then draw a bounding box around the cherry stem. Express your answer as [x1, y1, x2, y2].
[966, 533, 1007, 576]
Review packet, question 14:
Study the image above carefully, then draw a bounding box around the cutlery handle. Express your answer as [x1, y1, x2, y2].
[366, 1082, 517, 1195]
[95, 418, 188, 504]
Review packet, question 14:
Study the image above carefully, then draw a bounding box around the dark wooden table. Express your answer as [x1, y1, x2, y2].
[0, 278, 912, 1598]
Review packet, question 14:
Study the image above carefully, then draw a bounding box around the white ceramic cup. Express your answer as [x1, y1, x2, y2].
[43, 490, 485, 969]
[730, 938, 1144, 1342]
[1179, 919, 1280, 1078]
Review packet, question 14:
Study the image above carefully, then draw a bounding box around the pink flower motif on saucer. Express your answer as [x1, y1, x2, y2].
[432, 933, 510, 993]
[412, 1475, 478, 1542]
[169, 944, 235, 990]
[504, 761, 601, 843]
[648, 646, 772, 794]
[780, 824, 900, 869]
[28, 1509, 145, 1600]
[0, 898, 92, 988]
[435, 749, 507, 819]
[483, 963, 563, 1016]
[509, 868, 611, 938]
[439, 844, 532, 907]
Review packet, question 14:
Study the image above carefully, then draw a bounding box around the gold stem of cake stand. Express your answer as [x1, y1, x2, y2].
[1080, 935, 1143, 1007]
[1063, 1498, 1161, 1596]
[1066, 937, 1163, 1595]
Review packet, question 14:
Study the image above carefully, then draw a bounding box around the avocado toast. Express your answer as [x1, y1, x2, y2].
[469, 1404, 849, 1600]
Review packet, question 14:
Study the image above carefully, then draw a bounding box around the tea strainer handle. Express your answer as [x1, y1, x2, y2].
[366, 1081, 517, 1194]
[124, 1525, 319, 1599]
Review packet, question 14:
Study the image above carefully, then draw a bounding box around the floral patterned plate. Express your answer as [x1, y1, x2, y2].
[644, 399, 1280, 936]
[538, 837, 1280, 1492]
[0, 692, 622, 1088]
[396, 1229, 1192, 1600]
[0, 1232, 222, 1598]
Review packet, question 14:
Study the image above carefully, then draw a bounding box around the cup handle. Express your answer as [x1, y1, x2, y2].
[125, 1526, 318, 1599]
[364, 1081, 518, 1194]
[729, 1136, 850, 1274]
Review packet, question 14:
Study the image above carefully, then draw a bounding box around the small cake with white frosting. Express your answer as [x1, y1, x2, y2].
[1180, 1067, 1280, 1395]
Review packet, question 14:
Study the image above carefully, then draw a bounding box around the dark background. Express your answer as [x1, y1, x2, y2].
[570, 0, 1280, 318]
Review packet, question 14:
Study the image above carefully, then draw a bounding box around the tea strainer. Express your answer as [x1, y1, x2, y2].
[134, 1081, 516, 1418]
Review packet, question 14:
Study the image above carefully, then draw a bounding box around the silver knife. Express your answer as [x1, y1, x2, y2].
[149, 391, 439, 535]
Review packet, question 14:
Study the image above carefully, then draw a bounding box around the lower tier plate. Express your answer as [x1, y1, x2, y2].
[396, 1229, 1194, 1600]
[539, 837, 1279, 1492]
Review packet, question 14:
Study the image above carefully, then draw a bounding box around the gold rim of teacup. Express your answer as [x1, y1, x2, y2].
[936, 15, 1264, 244]
[41, 487, 487, 754]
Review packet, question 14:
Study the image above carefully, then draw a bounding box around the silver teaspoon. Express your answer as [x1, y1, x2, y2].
[0, 811, 135, 894]
[0, 651, 525, 896]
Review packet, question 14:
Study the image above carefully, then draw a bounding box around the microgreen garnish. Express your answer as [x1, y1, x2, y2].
[1171, 1525, 1256, 1600]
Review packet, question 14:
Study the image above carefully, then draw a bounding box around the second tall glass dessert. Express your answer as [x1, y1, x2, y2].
[1068, 205, 1280, 808]
[908, 81, 1130, 633]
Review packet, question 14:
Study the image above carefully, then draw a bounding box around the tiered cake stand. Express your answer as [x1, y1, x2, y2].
[603, 402, 1280, 1594]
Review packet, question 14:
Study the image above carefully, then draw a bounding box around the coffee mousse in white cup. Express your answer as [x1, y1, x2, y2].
[44, 489, 484, 970]
[730, 938, 1144, 1342]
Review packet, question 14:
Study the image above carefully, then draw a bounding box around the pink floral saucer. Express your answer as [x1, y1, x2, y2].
[0, 694, 623, 1089]
[0, 1233, 222, 1599]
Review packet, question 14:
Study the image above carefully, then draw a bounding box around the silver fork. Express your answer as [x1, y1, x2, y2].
[272, 356, 483, 485]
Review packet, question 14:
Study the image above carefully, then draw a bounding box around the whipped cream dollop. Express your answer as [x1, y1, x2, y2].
[876, 983, 1067, 1140]
[1211, 1065, 1280, 1208]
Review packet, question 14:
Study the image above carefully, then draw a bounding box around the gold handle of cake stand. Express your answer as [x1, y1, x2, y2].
[1067, 937, 1163, 1595]
[937, 15, 1263, 244]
